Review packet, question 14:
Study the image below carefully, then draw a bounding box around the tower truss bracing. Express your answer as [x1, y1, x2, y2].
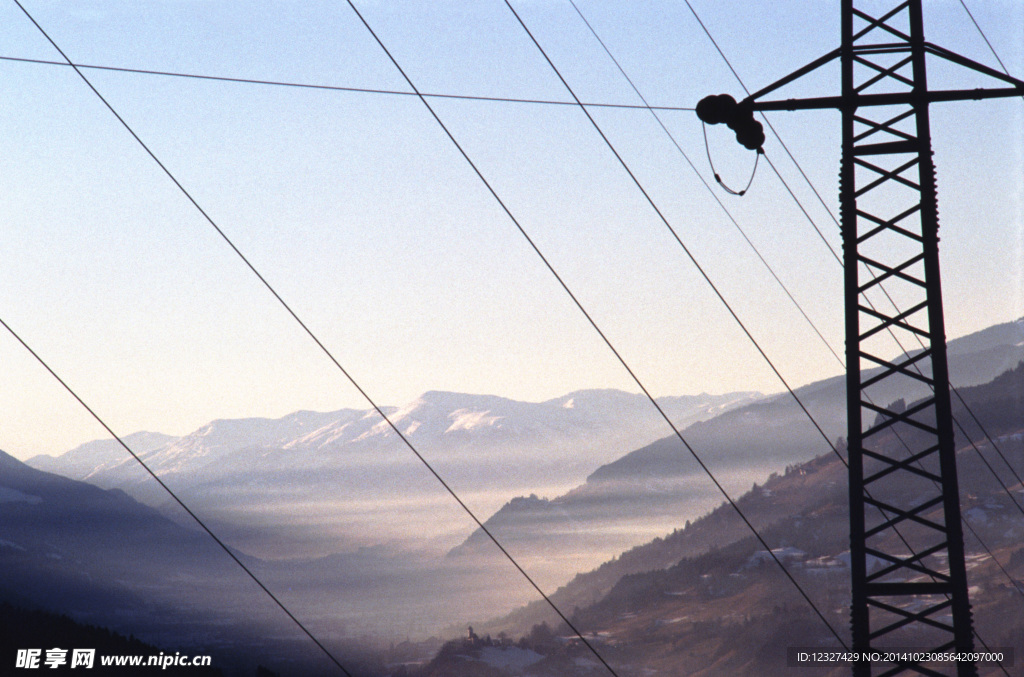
[838, 3, 974, 674]
[699, 0, 1024, 674]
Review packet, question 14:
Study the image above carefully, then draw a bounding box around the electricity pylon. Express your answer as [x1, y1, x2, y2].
[698, 2, 1023, 675]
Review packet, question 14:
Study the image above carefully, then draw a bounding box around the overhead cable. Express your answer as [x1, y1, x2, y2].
[680, 0, 1024, 644]
[9, 2, 603, 672]
[0, 316, 354, 677]
[563, 4, 1020, 659]
[958, 0, 1023, 100]
[685, 0, 1024, 525]
[345, 0, 849, 655]
[11, 1, 625, 674]
[496, 0, 846, 648]
[565, 0, 843, 367]
[0, 54, 695, 112]
[563, 3, 1017, 664]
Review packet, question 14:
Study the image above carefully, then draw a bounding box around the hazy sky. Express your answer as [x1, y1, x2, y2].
[1, 0, 1021, 460]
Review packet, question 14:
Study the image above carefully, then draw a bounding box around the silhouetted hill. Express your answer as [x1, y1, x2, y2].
[448, 320, 1024, 587]
[0, 451, 385, 676]
[458, 360, 1024, 676]
[0, 602, 223, 676]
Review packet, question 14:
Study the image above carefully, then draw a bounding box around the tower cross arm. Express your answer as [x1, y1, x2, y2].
[747, 85, 1024, 112]
[924, 42, 1024, 89]
[739, 39, 1024, 113]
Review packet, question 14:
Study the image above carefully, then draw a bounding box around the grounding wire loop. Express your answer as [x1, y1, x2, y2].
[702, 120, 762, 196]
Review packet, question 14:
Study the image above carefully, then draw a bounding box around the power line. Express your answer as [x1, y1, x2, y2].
[327, 1, 638, 673]
[767, 147, 1024, 519]
[0, 316, 354, 677]
[566, 0, 844, 369]
[23, 4, 1008, 507]
[12, 0, 1016, 663]
[567, 2, 968, 634]
[0, 54, 695, 112]
[506, 0, 842, 461]
[683, 0, 1024, 525]
[958, 0, 1023, 100]
[531, 0, 1010, 655]
[340, 0, 850, 655]
[497, 0, 846, 648]
[9, 2, 804, 671]
[562, 0, 872, 473]
[562, 6, 1021, 661]
[561, 2, 1017, 664]
[9, 2, 610, 672]
[567, 0, 1021, 660]
[677, 2, 1021, 661]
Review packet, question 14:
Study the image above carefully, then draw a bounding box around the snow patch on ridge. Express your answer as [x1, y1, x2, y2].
[289, 421, 355, 449]
[445, 409, 503, 433]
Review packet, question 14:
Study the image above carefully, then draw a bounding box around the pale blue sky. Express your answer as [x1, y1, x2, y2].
[1, 0, 1021, 459]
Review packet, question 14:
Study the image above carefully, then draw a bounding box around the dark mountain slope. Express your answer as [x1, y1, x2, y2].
[468, 359, 1024, 673]
[0, 451, 385, 676]
[449, 320, 1024, 591]
[0, 602, 223, 676]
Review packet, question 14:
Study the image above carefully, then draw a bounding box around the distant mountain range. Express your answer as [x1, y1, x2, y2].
[29, 320, 1024, 567]
[445, 318, 1024, 584]
[6, 389, 762, 656]
[28, 389, 761, 558]
[10, 317, 1024, 660]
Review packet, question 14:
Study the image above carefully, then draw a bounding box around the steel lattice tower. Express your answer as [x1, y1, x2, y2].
[698, 1, 1023, 674]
